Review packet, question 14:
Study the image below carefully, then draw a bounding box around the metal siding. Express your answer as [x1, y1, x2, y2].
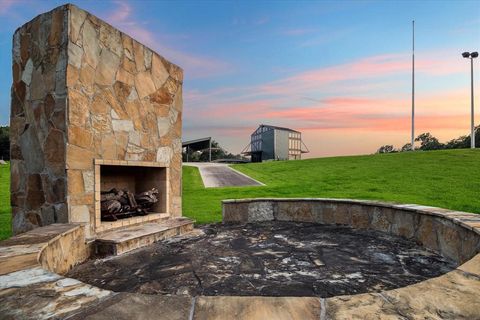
[262, 129, 275, 160]
[274, 129, 289, 160]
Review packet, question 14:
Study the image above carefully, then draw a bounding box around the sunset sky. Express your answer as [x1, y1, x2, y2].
[0, 0, 479, 157]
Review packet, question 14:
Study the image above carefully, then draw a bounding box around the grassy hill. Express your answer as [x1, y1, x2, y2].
[183, 149, 480, 223]
[1, 149, 479, 239]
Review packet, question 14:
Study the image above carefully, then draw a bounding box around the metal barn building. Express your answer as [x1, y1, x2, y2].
[242, 125, 309, 162]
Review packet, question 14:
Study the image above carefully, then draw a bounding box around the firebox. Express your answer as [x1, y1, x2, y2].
[94, 160, 169, 233]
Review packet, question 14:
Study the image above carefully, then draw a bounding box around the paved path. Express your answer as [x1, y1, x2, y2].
[184, 163, 264, 188]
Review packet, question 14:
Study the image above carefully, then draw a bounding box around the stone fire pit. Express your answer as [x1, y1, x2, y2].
[67, 221, 455, 297]
[1, 198, 479, 319]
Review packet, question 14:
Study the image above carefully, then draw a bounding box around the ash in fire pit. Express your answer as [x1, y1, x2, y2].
[101, 188, 159, 221]
[68, 222, 456, 297]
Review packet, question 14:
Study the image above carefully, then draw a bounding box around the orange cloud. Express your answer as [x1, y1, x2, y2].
[184, 84, 474, 156]
[179, 46, 473, 156]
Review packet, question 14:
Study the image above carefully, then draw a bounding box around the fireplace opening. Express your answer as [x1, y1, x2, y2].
[98, 164, 168, 223]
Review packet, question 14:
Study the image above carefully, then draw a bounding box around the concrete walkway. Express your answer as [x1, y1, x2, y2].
[184, 163, 264, 188]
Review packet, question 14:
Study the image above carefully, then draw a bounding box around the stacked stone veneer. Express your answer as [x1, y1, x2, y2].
[223, 199, 480, 264]
[10, 4, 183, 236]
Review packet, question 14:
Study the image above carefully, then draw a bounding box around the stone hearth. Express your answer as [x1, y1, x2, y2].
[10, 4, 183, 237]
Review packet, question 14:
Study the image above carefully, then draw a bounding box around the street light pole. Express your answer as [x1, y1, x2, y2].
[462, 51, 478, 149]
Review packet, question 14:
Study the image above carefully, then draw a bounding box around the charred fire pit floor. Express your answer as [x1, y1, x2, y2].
[68, 222, 456, 297]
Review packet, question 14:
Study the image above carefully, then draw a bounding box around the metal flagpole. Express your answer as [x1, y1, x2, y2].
[411, 20, 415, 150]
[462, 51, 478, 148]
[471, 57, 475, 149]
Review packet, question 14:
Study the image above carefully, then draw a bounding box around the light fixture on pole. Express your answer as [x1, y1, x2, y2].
[462, 51, 478, 149]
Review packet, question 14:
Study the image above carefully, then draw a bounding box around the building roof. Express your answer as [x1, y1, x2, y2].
[257, 124, 300, 133]
[182, 137, 211, 151]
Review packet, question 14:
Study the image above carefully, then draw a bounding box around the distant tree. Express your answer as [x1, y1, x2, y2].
[182, 150, 201, 162]
[377, 145, 396, 154]
[445, 125, 480, 149]
[198, 140, 224, 161]
[379, 125, 480, 153]
[401, 143, 413, 152]
[415, 132, 444, 151]
[0, 126, 9, 160]
[445, 135, 469, 149]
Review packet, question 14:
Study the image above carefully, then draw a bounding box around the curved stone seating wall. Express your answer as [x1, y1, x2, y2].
[222, 198, 480, 265]
[0, 224, 88, 276]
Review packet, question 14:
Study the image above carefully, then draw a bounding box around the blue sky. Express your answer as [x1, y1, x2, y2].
[1, 0, 479, 157]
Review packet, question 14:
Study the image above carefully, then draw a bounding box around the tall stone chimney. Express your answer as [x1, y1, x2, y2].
[10, 4, 183, 237]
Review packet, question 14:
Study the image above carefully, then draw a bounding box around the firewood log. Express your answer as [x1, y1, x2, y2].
[100, 188, 125, 202]
[101, 199, 122, 213]
[101, 187, 160, 220]
[135, 188, 159, 209]
[126, 191, 138, 208]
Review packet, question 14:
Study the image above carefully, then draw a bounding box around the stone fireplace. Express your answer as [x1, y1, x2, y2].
[10, 4, 183, 238]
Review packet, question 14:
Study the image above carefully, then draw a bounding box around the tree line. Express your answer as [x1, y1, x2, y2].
[377, 125, 480, 153]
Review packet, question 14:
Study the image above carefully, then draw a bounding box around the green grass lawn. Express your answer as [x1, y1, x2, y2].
[183, 149, 480, 223]
[1, 149, 479, 239]
[0, 162, 10, 240]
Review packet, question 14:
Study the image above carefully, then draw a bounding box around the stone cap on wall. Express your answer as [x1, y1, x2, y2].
[222, 198, 480, 265]
[222, 198, 480, 236]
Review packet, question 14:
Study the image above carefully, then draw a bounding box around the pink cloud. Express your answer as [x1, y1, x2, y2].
[257, 53, 464, 97]
[185, 83, 472, 143]
[180, 49, 472, 156]
[0, 0, 16, 14]
[297, 114, 470, 133]
[255, 89, 468, 123]
[251, 105, 470, 133]
[102, 1, 232, 78]
[106, 0, 132, 23]
[186, 50, 468, 117]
